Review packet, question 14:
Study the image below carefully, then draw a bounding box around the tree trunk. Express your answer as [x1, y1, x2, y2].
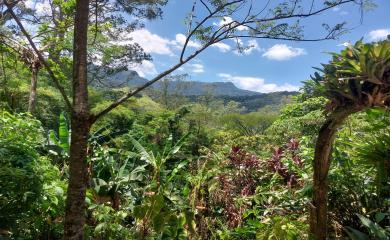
[309, 109, 358, 239]
[28, 66, 38, 114]
[64, 0, 90, 238]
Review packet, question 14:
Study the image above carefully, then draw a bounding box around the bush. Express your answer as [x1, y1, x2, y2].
[0, 111, 66, 238]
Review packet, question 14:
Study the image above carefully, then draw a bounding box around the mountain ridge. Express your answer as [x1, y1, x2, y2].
[107, 70, 272, 97]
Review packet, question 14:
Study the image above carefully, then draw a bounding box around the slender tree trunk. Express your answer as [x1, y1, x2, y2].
[28, 66, 38, 114]
[0, 50, 10, 107]
[309, 109, 358, 239]
[64, 0, 90, 238]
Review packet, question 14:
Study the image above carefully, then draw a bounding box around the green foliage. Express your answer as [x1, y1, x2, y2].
[87, 204, 132, 239]
[266, 96, 327, 143]
[220, 109, 278, 136]
[91, 144, 145, 199]
[345, 214, 390, 240]
[0, 111, 44, 228]
[127, 136, 194, 239]
[0, 111, 65, 238]
[215, 92, 296, 112]
[49, 112, 70, 155]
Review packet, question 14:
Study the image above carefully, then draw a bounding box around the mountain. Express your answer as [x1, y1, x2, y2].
[108, 70, 261, 97]
[106, 70, 298, 111]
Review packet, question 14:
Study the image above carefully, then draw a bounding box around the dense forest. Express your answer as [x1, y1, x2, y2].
[0, 0, 389, 239]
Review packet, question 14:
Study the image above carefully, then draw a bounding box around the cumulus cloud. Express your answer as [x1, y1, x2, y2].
[178, 63, 205, 74]
[234, 39, 262, 55]
[121, 30, 204, 56]
[125, 29, 174, 56]
[173, 33, 201, 48]
[130, 60, 157, 77]
[190, 63, 205, 73]
[262, 44, 306, 61]
[218, 73, 299, 93]
[368, 29, 390, 42]
[215, 16, 248, 31]
[211, 42, 231, 52]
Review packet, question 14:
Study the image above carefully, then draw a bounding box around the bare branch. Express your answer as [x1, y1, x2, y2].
[180, 0, 244, 62]
[199, 0, 212, 15]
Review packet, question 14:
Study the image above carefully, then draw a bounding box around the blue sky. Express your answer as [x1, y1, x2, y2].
[128, 0, 390, 93]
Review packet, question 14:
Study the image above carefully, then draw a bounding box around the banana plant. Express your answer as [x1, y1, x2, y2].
[91, 145, 147, 210]
[130, 134, 195, 239]
[48, 113, 128, 157]
[48, 112, 70, 155]
[130, 134, 189, 189]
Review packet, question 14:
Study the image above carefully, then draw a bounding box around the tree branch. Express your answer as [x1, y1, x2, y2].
[4, 0, 72, 111]
[91, 43, 211, 123]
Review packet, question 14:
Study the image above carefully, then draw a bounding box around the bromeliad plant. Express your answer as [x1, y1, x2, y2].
[308, 39, 390, 239]
[310, 39, 390, 109]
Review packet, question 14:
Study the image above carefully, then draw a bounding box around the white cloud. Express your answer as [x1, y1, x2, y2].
[211, 42, 231, 52]
[121, 30, 203, 56]
[125, 29, 174, 56]
[173, 34, 202, 48]
[246, 40, 261, 52]
[25, 0, 52, 15]
[368, 29, 390, 42]
[130, 60, 157, 77]
[234, 39, 262, 55]
[262, 44, 306, 61]
[179, 63, 205, 74]
[190, 63, 204, 73]
[218, 73, 299, 93]
[215, 17, 248, 31]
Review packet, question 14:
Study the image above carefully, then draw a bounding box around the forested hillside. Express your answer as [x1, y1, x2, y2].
[0, 0, 389, 240]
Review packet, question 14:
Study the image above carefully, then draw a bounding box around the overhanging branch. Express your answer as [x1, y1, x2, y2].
[4, 0, 72, 111]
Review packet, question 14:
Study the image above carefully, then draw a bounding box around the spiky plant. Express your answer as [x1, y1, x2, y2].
[310, 39, 390, 111]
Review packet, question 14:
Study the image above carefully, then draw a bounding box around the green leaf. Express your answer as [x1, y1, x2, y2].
[375, 212, 386, 223]
[59, 112, 69, 153]
[94, 223, 106, 233]
[356, 214, 388, 239]
[345, 227, 369, 240]
[153, 212, 166, 232]
[133, 205, 147, 219]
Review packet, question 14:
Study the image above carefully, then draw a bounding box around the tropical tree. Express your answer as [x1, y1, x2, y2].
[308, 39, 390, 239]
